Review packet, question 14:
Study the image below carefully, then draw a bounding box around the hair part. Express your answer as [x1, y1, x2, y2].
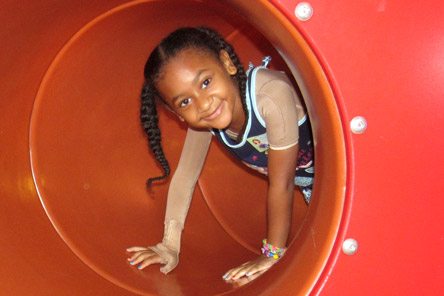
[140, 26, 247, 187]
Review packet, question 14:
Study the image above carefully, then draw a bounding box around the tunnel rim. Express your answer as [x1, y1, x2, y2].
[29, 0, 347, 295]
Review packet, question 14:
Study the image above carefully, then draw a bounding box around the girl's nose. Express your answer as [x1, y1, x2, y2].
[196, 93, 212, 112]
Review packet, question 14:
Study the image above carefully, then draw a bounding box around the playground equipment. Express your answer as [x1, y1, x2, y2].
[0, 0, 442, 295]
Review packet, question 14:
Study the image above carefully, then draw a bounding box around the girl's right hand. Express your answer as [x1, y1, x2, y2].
[127, 246, 162, 270]
[126, 243, 180, 274]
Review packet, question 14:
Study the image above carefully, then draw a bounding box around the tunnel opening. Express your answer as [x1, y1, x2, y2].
[29, 0, 346, 295]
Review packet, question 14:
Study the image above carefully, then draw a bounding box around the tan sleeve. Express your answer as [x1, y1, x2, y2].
[165, 127, 212, 224]
[255, 69, 305, 150]
[149, 127, 212, 274]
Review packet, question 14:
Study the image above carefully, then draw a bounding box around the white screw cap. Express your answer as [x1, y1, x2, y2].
[342, 238, 359, 255]
[295, 2, 314, 21]
[350, 116, 368, 134]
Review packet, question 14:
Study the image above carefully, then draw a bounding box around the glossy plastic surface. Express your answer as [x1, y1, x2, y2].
[1, 0, 442, 295]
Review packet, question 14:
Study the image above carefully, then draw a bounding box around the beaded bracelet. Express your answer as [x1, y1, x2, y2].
[261, 239, 287, 259]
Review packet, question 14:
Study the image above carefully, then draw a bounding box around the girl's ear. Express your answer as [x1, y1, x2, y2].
[219, 50, 238, 75]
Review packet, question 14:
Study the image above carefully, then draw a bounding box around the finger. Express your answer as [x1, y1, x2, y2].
[127, 247, 158, 262]
[127, 250, 148, 262]
[245, 259, 275, 277]
[126, 246, 148, 253]
[244, 266, 263, 278]
[224, 274, 253, 288]
[245, 269, 265, 281]
[223, 265, 249, 280]
[137, 253, 163, 270]
[222, 267, 239, 280]
[231, 267, 249, 280]
[129, 251, 156, 266]
[222, 261, 251, 280]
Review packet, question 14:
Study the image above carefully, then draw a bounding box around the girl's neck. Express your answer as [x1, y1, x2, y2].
[227, 95, 246, 135]
[225, 96, 247, 142]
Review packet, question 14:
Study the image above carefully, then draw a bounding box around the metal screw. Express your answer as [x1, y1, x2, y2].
[350, 116, 367, 134]
[342, 238, 359, 255]
[295, 2, 313, 21]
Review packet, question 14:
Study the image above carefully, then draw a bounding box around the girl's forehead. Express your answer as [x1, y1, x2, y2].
[159, 49, 220, 79]
[177, 47, 217, 59]
[170, 48, 218, 67]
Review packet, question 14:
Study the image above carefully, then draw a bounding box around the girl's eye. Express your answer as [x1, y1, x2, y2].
[202, 78, 211, 89]
[179, 98, 191, 107]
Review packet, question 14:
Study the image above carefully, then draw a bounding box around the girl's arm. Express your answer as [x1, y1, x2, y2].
[127, 127, 212, 274]
[165, 127, 212, 224]
[266, 144, 299, 249]
[223, 69, 303, 280]
[223, 145, 298, 280]
[256, 71, 304, 249]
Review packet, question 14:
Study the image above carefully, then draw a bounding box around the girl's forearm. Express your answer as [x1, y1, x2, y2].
[265, 144, 299, 249]
[266, 183, 294, 248]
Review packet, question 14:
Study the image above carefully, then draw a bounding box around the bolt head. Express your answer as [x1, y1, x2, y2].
[350, 116, 367, 134]
[343, 238, 359, 255]
[295, 2, 313, 21]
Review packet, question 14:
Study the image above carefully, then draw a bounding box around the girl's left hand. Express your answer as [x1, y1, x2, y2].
[222, 255, 277, 281]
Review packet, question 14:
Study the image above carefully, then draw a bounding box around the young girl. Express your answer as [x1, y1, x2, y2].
[127, 27, 314, 281]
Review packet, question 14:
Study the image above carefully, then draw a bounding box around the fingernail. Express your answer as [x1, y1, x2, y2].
[138, 265, 142, 269]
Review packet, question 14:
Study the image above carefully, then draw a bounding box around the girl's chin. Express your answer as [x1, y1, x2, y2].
[201, 117, 231, 130]
[211, 120, 232, 130]
[188, 122, 229, 130]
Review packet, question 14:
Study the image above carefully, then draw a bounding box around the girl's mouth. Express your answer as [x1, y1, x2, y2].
[202, 101, 224, 121]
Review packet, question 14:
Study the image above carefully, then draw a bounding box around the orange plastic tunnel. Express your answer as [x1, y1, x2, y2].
[1, 0, 443, 295]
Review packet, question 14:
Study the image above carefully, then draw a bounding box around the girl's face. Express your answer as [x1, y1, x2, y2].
[156, 48, 243, 131]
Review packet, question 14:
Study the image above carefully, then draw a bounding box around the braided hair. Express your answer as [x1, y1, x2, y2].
[140, 26, 248, 187]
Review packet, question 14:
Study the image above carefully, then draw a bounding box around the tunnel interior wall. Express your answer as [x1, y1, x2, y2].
[1, 0, 443, 295]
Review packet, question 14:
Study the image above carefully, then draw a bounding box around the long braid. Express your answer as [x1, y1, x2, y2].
[140, 82, 170, 186]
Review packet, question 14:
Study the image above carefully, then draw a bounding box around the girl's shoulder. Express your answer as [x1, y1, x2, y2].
[254, 68, 297, 101]
[254, 68, 294, 95]
[253, 68, 305, 120]
[255, 67, 290, 82]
